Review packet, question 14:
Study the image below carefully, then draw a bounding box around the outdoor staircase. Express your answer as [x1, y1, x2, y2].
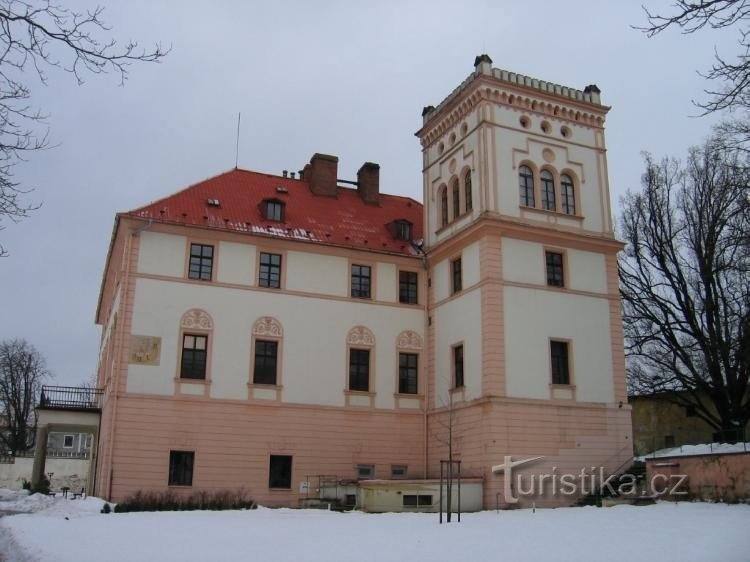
[575, 460, 652, 507]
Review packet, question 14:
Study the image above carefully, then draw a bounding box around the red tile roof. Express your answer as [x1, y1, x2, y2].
[126, 168, 424, 256]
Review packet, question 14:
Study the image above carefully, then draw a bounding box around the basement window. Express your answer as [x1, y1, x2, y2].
[403, 494, 433, 507]
[357, 464, 375, 480]
[391, 465, 408, 478]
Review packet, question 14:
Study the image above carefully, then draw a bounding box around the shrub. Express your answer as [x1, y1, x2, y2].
[113, 489, 256, 513]
[101, 503, 111, 514]
[21, 479, 31, 490]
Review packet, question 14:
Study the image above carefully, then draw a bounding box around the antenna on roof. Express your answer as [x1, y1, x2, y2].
[234, 112, 241, 169]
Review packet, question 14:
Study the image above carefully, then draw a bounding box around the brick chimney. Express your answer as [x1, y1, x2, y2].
[357, 162, 380, 205]
[307, 153, 338, 197]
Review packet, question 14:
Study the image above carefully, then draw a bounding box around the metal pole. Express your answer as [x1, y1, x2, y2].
[457, 460, 461, 523]
[439, 461, 444, 524]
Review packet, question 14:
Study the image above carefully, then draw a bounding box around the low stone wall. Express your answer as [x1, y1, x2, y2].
[646, 451, 750, 502]
[0, 457, 90, 492]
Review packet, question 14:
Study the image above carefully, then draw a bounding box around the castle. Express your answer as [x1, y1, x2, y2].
[93, 55, 631, 508]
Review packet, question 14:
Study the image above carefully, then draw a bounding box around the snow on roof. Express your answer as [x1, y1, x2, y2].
[126, 168, 423, 256]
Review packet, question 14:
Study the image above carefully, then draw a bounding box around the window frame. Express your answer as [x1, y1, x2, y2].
[179, 333, 209, 380]
[187, 242, 215, 281]
[519, 164, 535, 208]
[451, 177, 461, 220]
[253, 339, 279, 385]
[545, 249, 566, 288]
[258, 251, 283, 289]
[395, 220, 413, 241]
[391, 465, 408, 479]
[550, 340, 571, 386]
[264, 199, 285, 222]
[398, 270, 419, 305]
[268, 454, 293, 490]
[356, 464, 375, 480]
[560, 173, 576, 215]
[398, 352, 419, 395]
[464, 169, 473, 212]
[452, 343, 465, 389]
[350, 263, 373, 299]
[451, 257, 462, 294]
[540, 169, 556, 211]
[440, 185, 448, 228]
[348, 348, 371, 392]
[168, 450, 195, 487]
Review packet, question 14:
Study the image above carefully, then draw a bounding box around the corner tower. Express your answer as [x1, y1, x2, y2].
[418, 55, 631, 507]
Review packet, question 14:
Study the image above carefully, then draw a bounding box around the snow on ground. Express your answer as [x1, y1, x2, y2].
[0, 490, 748, 562]
[641, 441, 750, 459]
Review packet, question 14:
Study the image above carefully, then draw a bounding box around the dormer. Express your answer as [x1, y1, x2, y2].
[262, 199, 285, 222]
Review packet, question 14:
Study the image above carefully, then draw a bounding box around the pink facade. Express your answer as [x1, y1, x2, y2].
[647, 452, 750, 502]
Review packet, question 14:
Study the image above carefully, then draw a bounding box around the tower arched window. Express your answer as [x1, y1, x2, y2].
[541, 170, 556, 211]
[440, 187, 448, 227]
[561, 174, 575, 215]
[519, 165, 535, 207]
[464, 170, 472, 212]
[452, 178, 460, 219]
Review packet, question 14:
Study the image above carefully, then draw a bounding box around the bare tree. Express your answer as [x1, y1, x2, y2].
[0, 1, 169, 256]
[620, 135, 750, 438]
[0, 338, 49, 453]
[639, 1, 750, 115]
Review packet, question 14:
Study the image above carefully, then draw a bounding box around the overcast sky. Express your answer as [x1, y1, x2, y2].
[0, 0, 738, 386]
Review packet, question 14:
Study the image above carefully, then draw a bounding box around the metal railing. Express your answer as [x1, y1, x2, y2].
[39, 386, 104, 411]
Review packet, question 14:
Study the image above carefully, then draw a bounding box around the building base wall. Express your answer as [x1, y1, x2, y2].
[427, 398, 633, 508]
[99, 394, 425, 505]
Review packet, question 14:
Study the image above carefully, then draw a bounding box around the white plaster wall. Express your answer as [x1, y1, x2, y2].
[0, 457, 90, 491]
[376, 262, 397, 302]
[433, 260, 449, 302]
[127, 278, 423, 408]
[501, 237, 608, 294]
[501, 237, 544, 285]
[463, 241, 481, 289]
[567, 249, 607, 294]
[137, 231, 185, 277]
[216, 241, 255, 286]
[503, 286, 614, 403]
[433, 290, 482, 404]
[285, 251, 347, 296]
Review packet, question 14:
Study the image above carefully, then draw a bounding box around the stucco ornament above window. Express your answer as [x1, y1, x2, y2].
[347, 326, 375, 346]
[252, 316, 283, 338]
[181, 309, 214, 330]
[396, 330, 422, 350]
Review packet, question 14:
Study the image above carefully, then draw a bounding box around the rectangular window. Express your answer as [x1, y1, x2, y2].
[349, 349, 370, 391]
[63, 435, 74, 448]
[357, 464, 374, 480]
[391, 465, 408, 478]
[253, 340, 278, 385]
[403, 494, 433, 507]
[188, 243, 213, 281]
[664, 435, 675, 448]
[453, 345, 464, 388]
[399, 271, 418, 304]
[259, 252, 282, 288]
[265, 200, 284, 221]
[398, 353, 418, 394]
[169, 450, 194, 486]
[550, 341, 570, 385]
[351, 264, 372, 299]
[180, 334, 207, 379]
[451, 258, 462, 294]
[545, 251, 564, 287]
[396, 220, 412, 241]
[269, 455, 292, 489]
